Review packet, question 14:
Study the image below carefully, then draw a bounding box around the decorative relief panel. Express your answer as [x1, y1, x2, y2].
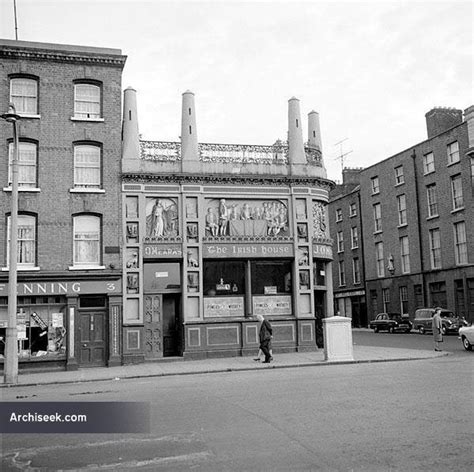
[312, 202, 328, 238]
[146, 197, 179, 238]
[205, 199, 289, 238]
[125, 196, 138, 218]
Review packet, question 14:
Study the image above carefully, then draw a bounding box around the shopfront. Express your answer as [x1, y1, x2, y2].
[0, 279, 122, 371]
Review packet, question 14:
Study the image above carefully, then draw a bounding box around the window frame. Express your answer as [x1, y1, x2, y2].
[397, 194, 407, 226]
[335, 208, 342, 222]
[7, 139, 38, 189]
[400, 235, 410, 274]
[71, 214, 103, 269]
[73, 81, 103, 120]
[423, 152, 435, 175]
[453, 221, 468, 265]
[450, 174, 464, 210]
[429, 228, 441, 269]
[73, 142, 102, 190]
[375, 241, 384, 278]
[373, 203, 382, 233]
[351, 226, 359, 249]
[352, 257, 361, 285]
[9, 75, 39, 116]
[349, 202, 357, 217]
[371, 176, 380, 195]
[6, 213, 37, 269]
[394, 165, 404, 185]
[447, 141, 460, 165]
[426, 184, 438, 218]
[338, 260, 346, 286]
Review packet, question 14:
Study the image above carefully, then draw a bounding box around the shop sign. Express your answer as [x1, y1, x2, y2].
[144, 244, 182, 259]
[204, 297, 245, 318]
[0, 281, 121, 296]
[312, 243, 333, 260]
[204, 243, 294, 259]
[253, 295, 292, 316]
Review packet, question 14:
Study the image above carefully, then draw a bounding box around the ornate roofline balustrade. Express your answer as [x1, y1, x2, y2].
[139, 140, 323, 167]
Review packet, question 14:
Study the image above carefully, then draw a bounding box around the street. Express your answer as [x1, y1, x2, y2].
[1, 333, 473, 471]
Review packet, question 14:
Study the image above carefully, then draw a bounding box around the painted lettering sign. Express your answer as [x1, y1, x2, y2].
[253, 295, 292, 316]
[144, 244, 183, 259]
[312, 243, 333, 260]
[204, 297, 245, 318]
[203, 243, 294, 259]
[0, 281, 120, 296]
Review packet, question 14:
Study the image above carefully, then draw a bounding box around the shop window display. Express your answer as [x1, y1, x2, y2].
[0, 296, 67, 360]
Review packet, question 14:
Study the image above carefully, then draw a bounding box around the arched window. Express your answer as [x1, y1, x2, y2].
[73, 214, 101, 267]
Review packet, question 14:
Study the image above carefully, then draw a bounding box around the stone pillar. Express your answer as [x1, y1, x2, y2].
[323, 316, 354, 361]
[181, 90, 199, 171]
[288, 97, 306, 166]
[66, 296, 79, 371]
[122, 87, 140, 160]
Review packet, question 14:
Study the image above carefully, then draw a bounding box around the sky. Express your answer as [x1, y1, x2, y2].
[1, 0, 472, 182]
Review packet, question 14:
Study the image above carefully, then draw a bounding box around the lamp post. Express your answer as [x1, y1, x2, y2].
[1, 103, 20, 384]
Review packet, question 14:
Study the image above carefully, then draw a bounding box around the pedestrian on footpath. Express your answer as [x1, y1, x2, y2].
[432, 307, 443, 351]
[256, 314, 273, 363]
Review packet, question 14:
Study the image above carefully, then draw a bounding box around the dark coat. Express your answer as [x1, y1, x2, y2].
[259, 319, 273, 344]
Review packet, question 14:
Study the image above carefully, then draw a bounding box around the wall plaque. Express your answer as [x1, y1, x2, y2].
[253, 295, 292, 316]
[203, 243, 294, 259]
[204, 297, 245, 318]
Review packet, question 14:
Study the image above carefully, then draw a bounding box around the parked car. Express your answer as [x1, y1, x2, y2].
[458, 325, 474, 351]
[413, 308, 467, 335]
[369, 313, 412, 333]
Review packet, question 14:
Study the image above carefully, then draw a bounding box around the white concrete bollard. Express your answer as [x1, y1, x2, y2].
[323, 316, 354, 362]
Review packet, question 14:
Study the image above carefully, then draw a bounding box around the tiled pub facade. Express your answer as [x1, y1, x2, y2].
[121, 89, 335, 360]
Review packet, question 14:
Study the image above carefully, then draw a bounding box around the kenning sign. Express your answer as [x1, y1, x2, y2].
[0, 281, 121, 296]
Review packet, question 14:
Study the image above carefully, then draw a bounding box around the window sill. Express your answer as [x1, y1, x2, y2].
[69, 188, 105, 193]
[70, 117, 104, 122]
[423, 170, 435, 176]
[395, 182, 405, 187]
[69, 265, 105, 271]
[426, 215, 439, 220]
[397, 224, 408, 229]
[68, 265, 106, 271]
[18, 114, 41, 119]
[373, 230, 383, 235]
[451, 207, 464, 214]
[447, 160, 460, 167]
[3, 187, 41, 192]
[2, 266, 40, 271]
[371, 191, 380, 196]
[351, 246, 359, 250]
[350, 214, 357, 218]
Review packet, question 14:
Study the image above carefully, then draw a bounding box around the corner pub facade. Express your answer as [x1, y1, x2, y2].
[121, 88, 335, 361]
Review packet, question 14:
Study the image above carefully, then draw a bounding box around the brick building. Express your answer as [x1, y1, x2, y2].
[0, 39, 126, 371]
[360, 106, 474, 323]
[328, 168, 367, 327]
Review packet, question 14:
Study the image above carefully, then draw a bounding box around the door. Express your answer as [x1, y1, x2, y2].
[163, 294, 181, 357]
[79, 311, 106, 366]
[144, 294, 163, 359]
[314, 291, 325, 348]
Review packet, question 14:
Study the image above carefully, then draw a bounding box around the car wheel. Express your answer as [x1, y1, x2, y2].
[419, 326, 425, 335]
[388, 326, 394, 334]
[462, 336, 472, 351]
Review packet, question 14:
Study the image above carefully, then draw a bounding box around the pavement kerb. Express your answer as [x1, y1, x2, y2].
[0, 351, 449, 389]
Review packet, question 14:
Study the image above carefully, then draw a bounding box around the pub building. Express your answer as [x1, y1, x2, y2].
[121, 89, 335, 361]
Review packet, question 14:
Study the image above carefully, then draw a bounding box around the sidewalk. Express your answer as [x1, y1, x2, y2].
[0, 345, 448, 388]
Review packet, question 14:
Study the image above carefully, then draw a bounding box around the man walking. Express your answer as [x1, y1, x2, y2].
[432, 307, 443, 351]
[256, 314, 273, 363]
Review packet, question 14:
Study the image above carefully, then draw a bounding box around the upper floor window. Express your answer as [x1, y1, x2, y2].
[451, 174, 464, 210]
[352, 257, 361, 284]
[351, 226, 359, 249]
[338, 260, 346, 286]
[423, 152, 435, 174]
[7, 214, 36, 268]
[335, 208, 342, 222]
[337, 231, 344, 252]
[73, 214, 101, 268]
[74, 83, 101, 119]
[397, 194, 407, 226]
[399, 286, 408, 314]
[426, 184, 438, 218]
[8, 141, 37, 188]
[74, 144, 101, 189]
[429, 228, 441, 269]
[371, 176, 380, 195]
[375, 242, 384, 278]
[10, 77, 38, 115]
[373, 203, 382, 232]
[453, 221, 468, 265]
[394, 165, 404, 185]
[400, 236, 410, 274]
[447, 141, 460, 165]
[349, 202, 357, 217]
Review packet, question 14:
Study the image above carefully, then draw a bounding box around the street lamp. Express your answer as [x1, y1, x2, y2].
[1, 103, 20, 384]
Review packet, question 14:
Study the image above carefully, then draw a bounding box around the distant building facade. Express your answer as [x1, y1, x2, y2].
[328, 168, 367, 327]
[121, 90, 335, 360]
[0, 40, 126, 370]
[360, 106, 474, 323]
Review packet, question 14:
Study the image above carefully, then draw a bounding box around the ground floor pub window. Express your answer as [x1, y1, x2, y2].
[0, 296, 67, 360]
[203, 260, 245, 318]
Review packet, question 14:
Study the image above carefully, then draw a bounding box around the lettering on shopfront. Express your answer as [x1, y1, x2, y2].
[0, 281, 119, 296]
[204, 244, 294, 258]
[144, 245, 182, 258]
[312, 243, 333, 260]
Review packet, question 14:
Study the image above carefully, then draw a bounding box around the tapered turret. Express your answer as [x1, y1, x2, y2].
[122, 87, 140, 160]
[288, 97, 306, 166]
[308, 110, 322, 152]
[181, 90, 199, 163]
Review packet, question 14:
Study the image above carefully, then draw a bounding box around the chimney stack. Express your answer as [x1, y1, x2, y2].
[122, 87, 140, 160]
[425, 107, 463, 138]
[308, 110, 322, 152]
[288, 97, 306, 165]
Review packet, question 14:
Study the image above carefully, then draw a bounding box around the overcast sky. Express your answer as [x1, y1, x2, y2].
[1, 0, 472, 181]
